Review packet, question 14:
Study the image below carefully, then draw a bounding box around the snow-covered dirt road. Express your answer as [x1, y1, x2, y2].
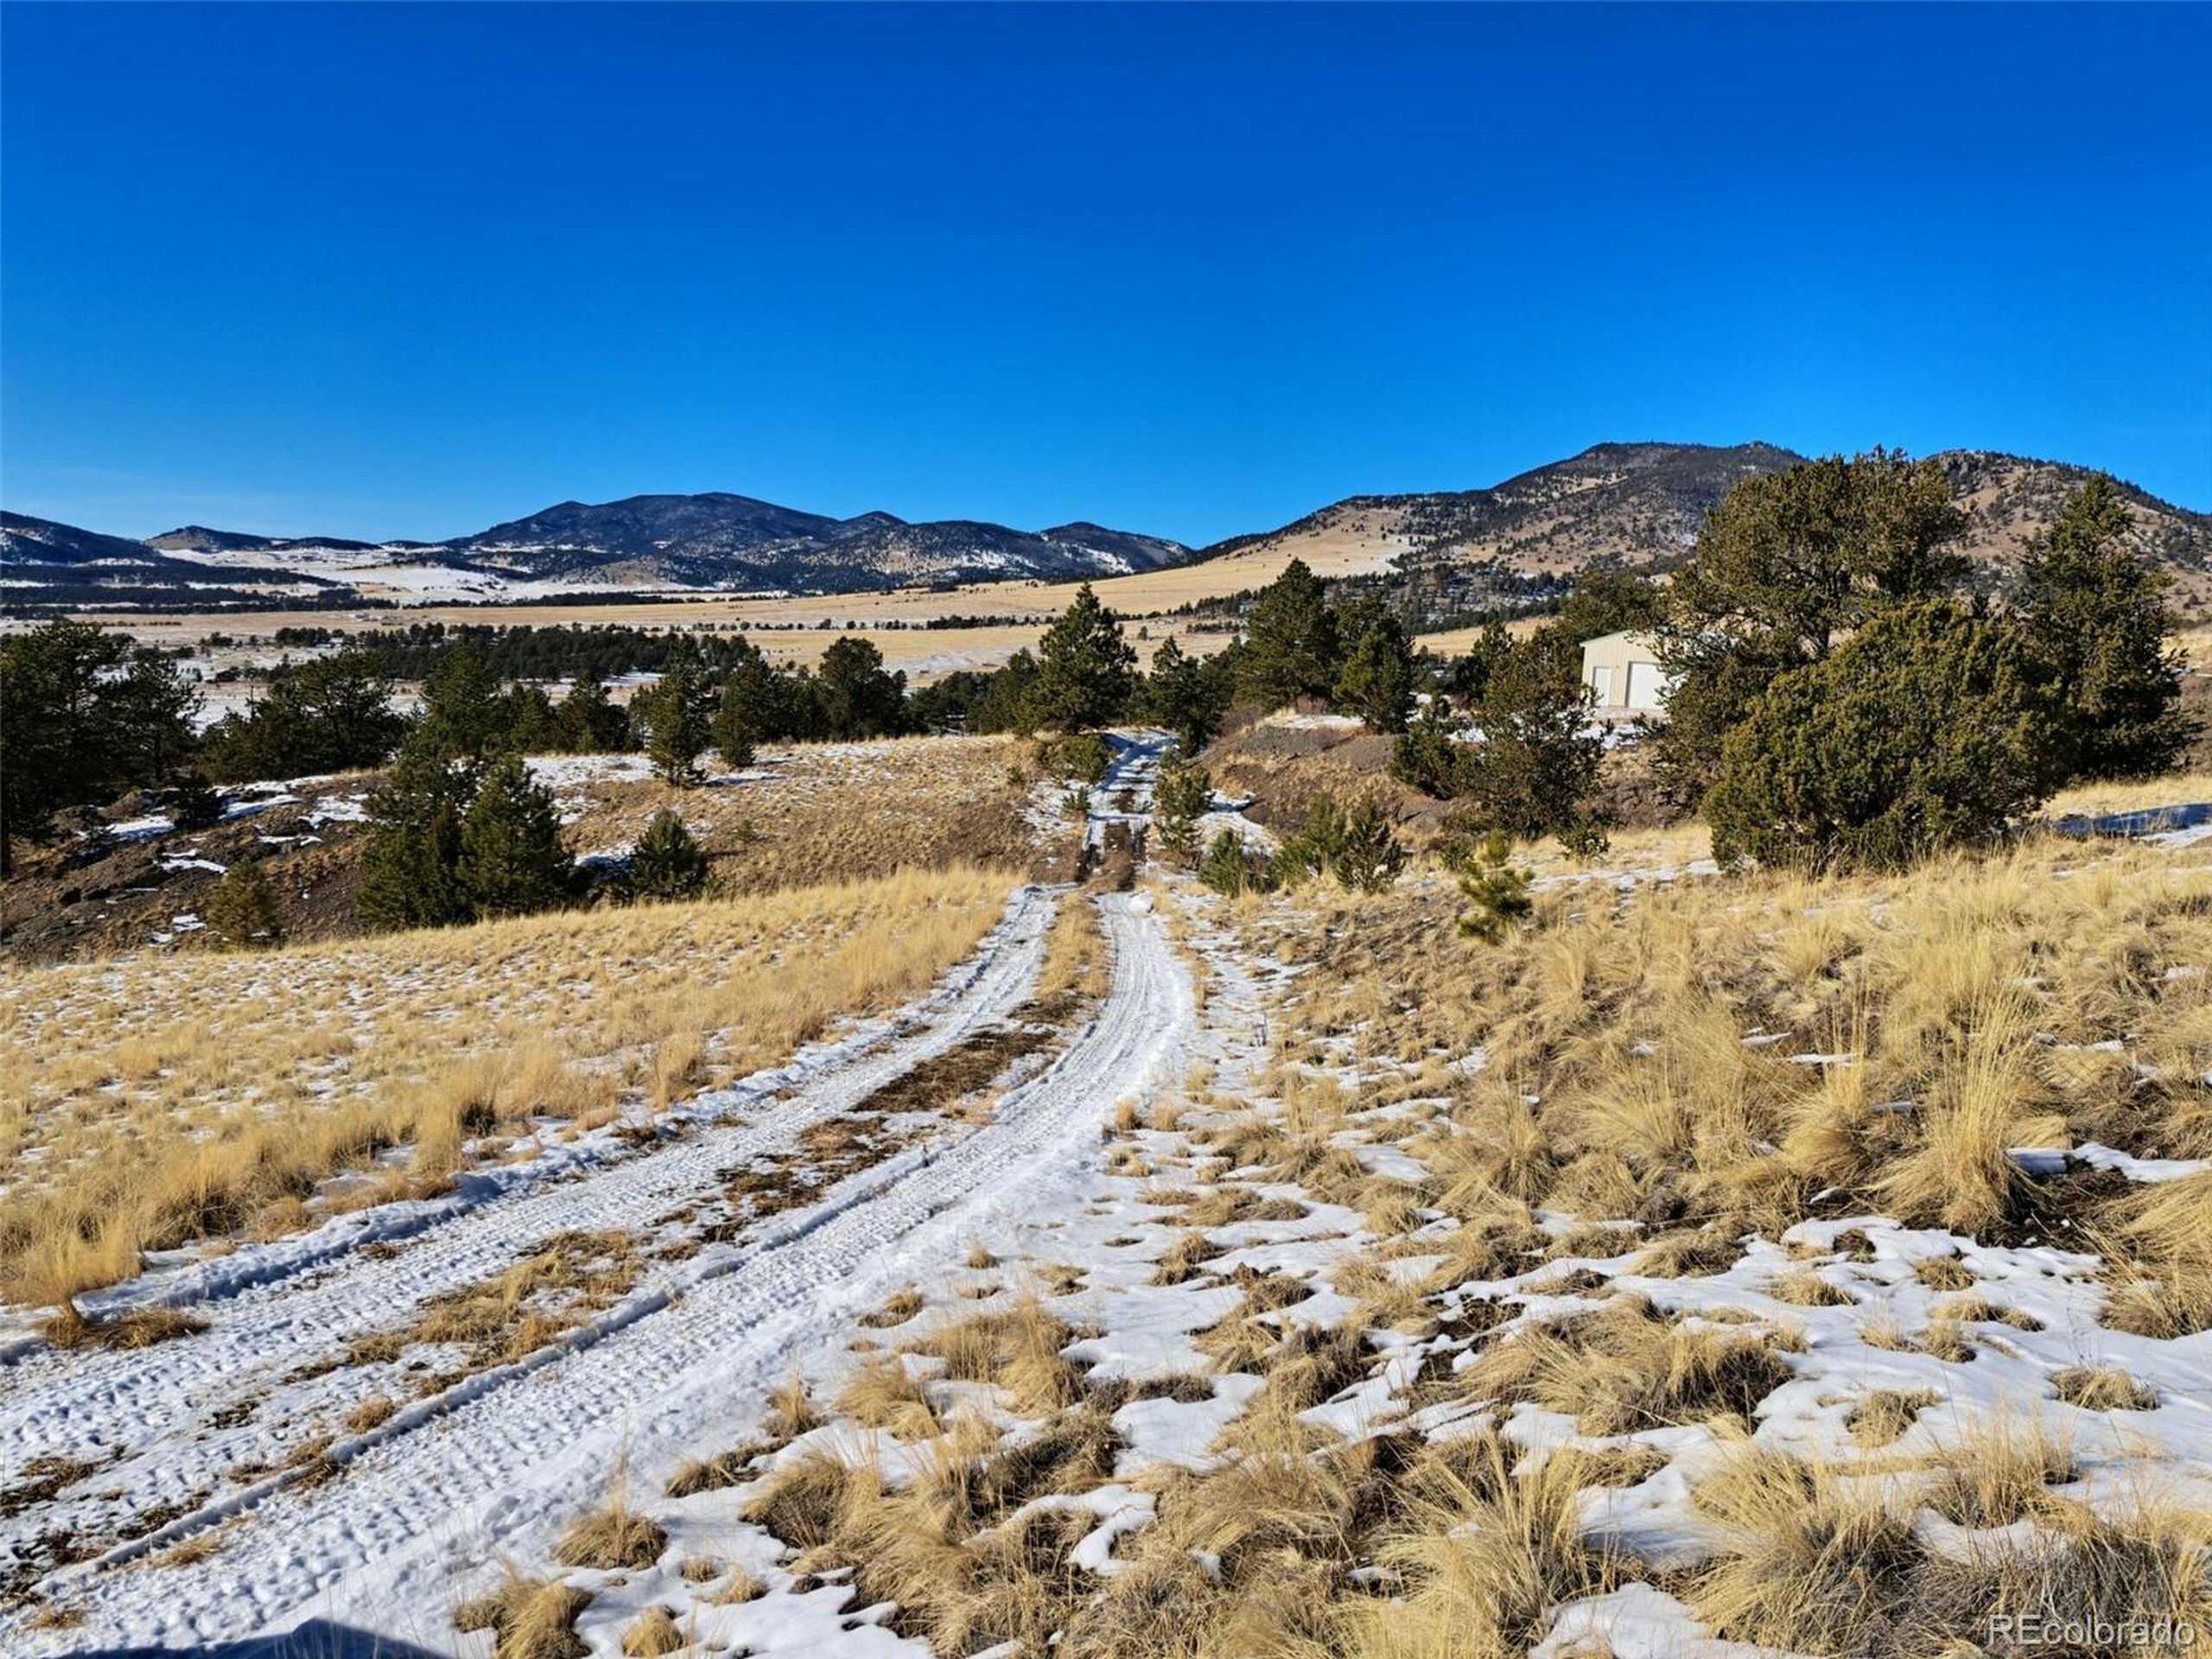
[0, 860, 1198, 1654]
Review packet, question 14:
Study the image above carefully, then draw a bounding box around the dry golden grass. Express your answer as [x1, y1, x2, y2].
[1033, 893, 1110, 1010]
[1313, 1435, 1618, 1659]
[2101, 1167, 2212, 1337]
[1681, 1444, 2212, 1656]
[1465, 1294, 1792, 1435]
[906, 1298, 1086, 1419]
[1, 865, 1016, 1319]
[2044, 766, 2212, 823]
[454, 1571, 594, 1659]
[1847, 1388, 1939, 1450]
[555, 1504, 667, 1572]
[555, 734, 1071, 893]
[2053, 1365, 2160, 1413]
[512, 811, 2212, 1656]
[1248, 830, 2212, 1264]
[704, 827, 2166, 1653]
[619, 1606, 689, 1657]
[1685, 1447, 1929, 1655]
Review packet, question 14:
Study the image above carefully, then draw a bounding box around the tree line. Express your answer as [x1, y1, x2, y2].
[1660, 458, 2195, 870]
[5, 456, 2190, 893]
[1381, 454, 2195, 874]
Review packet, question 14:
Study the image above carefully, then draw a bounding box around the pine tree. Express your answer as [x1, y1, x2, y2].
[1028, 584, 1137, 734]
[1332, 605, 1416, 732]
[169, 772, 224, 830]
[2, 620, 122, 872]
[2016, 476, 2197, 780]
[1458, 642, 1606, 842]
[1152, 763, 1215, 859]
[207, 861, 284, 948]
[0, 620, 201, 873]
[639, 663, 709, 786]
[1705, 601, 2056, 873]
[200, 651, 405, 782]
[358, 744, 477, 931]
[972, 649, 1042, 735]
[414, 643, 506, 760]
[1548, 570, 1664, 645]
[1446, 621, 1516, 706]
[457, 753, 573, 917]
[557, 671, 631, 753]
[1390, 698, 1465, 798]
[1652, 450, 1968, 803]
[495, 684, 564, 754]
[715, 656, 798, 744]
[1455, 830, 1532, 943]
[1328, 800, 1405, 891]
[630, 807, 709, 901]
[1198, 828, 1273, 897]
[1146, 637, 1227, 755]
[1238, 559, 1339, 709]
[712, 679, 758, 769]
[820, 636, 910, 739]
[1271, 795, 1347, 887]
[107, 651, 201, 783]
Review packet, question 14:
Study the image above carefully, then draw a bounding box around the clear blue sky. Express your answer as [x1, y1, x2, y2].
[3, 3, 2207, 547]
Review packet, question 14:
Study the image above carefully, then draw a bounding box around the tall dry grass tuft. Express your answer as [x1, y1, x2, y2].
[454, 1571, 594, 1659]
[1315, 1434, 1617, 1659]
[555, 1459, 669, 1571]
[1465, 1296, 1793, 1434]
[2103, 1169, 2212, 1337]
[908, 1298, 1086, 1418]
[1687, 1448, 1926, 1656]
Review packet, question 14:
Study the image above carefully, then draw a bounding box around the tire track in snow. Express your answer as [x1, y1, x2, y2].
[0, 887, 1052, 1606]
[14, 888, 1194, 1655]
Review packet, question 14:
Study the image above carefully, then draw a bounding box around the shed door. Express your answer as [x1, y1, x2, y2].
[1588, 664, 1614, 705]
[1625, 661, 1667, 710]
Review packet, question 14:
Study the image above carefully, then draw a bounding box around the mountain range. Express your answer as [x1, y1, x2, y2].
[0, 493, 1190, 607]
[1211, 442, 2212, 598]
[6, 443, 2206, 611]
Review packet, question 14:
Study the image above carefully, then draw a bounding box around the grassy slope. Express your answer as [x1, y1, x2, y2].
[526, 818, 2212, 1658]
[0, 866, 1019, 1323]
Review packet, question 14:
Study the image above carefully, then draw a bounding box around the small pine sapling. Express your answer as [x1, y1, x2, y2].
[207, 861, 285, 949]
[630, 807, 709, 901]
[1152, 764, 1215, 859]
[1198, 829, 1274, 897]
[1329, 800, 1405, 892]
[1455, 830, 1532, 942]
[169, 772, 224, 830]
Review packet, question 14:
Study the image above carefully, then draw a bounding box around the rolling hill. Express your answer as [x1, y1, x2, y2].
[134, 493, 1191, 597]
[1205, 442, 2212, 602]
[8, 446, 2207, 613]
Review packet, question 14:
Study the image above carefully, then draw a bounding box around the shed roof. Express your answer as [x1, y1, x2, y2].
[1579, 629, 1660, 653]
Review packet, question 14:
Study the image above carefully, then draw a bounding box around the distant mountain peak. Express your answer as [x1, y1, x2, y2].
[1209, 440, 2210, 604]
[11, 447, 2205, 612]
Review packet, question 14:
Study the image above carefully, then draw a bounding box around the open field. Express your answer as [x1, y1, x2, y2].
[58, 524, 1407, 644]
[61, 612, 1250, 685]
[0, 741, 1172, 1645]
[35, 529, 1418, 680]
[0, 734, 1079, 966]
[0, 866, 1020, 1328]
[7, 738, 2211, 1653]
[454, 815, 2211, 1658]
[550, 735, 1076, 893]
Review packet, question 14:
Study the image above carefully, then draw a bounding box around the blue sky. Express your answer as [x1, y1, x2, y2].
[3, 3, 2207, 546]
